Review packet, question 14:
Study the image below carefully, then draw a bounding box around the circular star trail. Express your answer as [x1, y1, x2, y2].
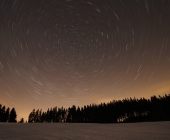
[0, 0, 170, 121]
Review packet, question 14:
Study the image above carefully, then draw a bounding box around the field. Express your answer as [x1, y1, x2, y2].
[0, 122, 170, 140]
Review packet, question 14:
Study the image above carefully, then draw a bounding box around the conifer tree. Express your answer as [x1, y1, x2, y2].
[9, 108, 17, 122]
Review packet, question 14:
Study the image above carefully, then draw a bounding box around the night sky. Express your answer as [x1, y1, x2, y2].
[0, 0, 170, 121]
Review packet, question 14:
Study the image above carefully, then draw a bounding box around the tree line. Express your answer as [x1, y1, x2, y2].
[0, 104, 17, 122]
[28, 94, 170, 123]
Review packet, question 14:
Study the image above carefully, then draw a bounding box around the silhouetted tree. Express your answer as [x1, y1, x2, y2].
[1, 105, 6, 122]
[27, 94, 170, 123]
[9, 108, 17, 122]
[19, 118, 24, 123]
[4, 107, 10, 122]
[28, 109, 36, 123]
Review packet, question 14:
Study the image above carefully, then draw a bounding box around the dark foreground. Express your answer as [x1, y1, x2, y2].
[0, 121, 170, 140]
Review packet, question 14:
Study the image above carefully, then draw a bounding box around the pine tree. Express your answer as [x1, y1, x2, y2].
[1, 105, 6, 122]
[9, 108, 17, 122]
[4, 107, 10, 122]
[0, 104, 2, 122]
[19, 118, 24, 123]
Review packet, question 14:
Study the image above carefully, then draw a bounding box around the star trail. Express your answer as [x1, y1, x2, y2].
[0, 0, 170, 121]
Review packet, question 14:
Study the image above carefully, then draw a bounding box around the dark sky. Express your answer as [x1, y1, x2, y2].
[0, 0, 170, 121]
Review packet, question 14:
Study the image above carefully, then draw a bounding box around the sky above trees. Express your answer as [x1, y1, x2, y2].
[0, 0, 170, 121]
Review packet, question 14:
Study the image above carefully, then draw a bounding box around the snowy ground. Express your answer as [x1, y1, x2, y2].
[0, 121, 170, 140]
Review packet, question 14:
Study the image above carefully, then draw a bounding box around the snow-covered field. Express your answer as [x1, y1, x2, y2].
[0, 122, 170, 140]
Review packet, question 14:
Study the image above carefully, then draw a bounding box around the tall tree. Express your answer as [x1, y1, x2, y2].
[9, 108, 17, 122]
[1, 105, 6, 122]
[0, 104, 2, 121]
[4, 107, 10, 122]
[28, 109, 36, 123]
